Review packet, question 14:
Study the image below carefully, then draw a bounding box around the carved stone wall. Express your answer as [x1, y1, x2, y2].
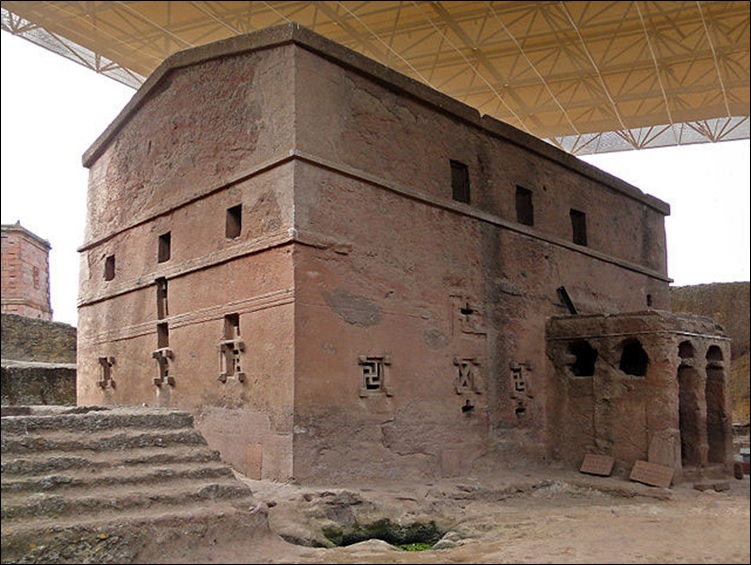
[671, 282, 750, 425]
[546, 311, 732, 482]
[78, 24, 676, 482]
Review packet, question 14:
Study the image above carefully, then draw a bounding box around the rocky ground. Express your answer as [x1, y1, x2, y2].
[3, 406, 747, 564]
[152, 459, 750, 565]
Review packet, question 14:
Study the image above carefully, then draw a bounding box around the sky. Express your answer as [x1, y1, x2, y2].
[1, 31, 749, 327]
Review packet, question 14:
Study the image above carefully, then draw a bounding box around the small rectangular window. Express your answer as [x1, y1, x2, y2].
[224, 313, 240, 339]
[450, 160, 470, 204]
[226, 204, 242, 239]
[158, 232, 171, 263]
[104, 255, 116, 281]
[157, 322, 169, 349]
[515, 186, 534, 226]
[570, 209, 587, 246]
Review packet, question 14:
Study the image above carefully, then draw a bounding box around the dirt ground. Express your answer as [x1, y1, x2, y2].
[164, 459, 750, 565]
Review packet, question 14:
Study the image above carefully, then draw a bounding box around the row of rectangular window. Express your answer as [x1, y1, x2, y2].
[451, 160, 588, 246]
[103, 204, 244, 281]
[105, 164, 588, 281]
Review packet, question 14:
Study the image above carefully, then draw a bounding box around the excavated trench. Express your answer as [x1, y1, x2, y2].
[322, 518, 443, 549]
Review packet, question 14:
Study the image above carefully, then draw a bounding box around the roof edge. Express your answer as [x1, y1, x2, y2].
[81, 23, 669, 214]
[82, 23, 306, 168]
[1, 223, 51, 249]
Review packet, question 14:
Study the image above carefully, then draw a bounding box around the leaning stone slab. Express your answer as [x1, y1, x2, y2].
[579, 454, 615, 477]
[629, 460, 674, 488]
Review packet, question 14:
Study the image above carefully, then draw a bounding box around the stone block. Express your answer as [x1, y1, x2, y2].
[734, 461, 744, 479]
[579, 454, 615, 476]
[694, 480, 730, 492]
[629, 460, 674, 488]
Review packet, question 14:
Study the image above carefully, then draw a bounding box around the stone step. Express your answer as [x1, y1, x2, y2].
[1, 476, 253, 521]
[1, 427, 208, 454]
[1, 444, 221, 476]
[1, 460, 235, 494]
[0, 407, 194, 435]
[0, 498, 267, 564]
[1, 406, 269, 563]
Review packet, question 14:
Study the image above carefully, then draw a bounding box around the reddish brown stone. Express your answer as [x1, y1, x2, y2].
[75, 24, 733, 484]
[548, 311, 732, 483]
[734, 461, 744, 479]
[580, 454, 615, 476]
[630, 460, 674, 488]
[694, 480, 731, 492]
[1, 223, 52, 320]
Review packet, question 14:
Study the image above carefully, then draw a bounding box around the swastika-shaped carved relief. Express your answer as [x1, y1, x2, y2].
[363, 361, 382, 389]
[453, 357, 482, 394]
[97, 356, 115, 389]
[358, 355, 392, 397]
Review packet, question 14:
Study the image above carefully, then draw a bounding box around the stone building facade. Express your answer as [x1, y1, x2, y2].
[1, 223, 52, 320]
[76, 24, 732, 483]
[547, 311, 731, 482]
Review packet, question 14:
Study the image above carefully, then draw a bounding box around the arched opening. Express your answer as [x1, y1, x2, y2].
[706, 345, 724, 363]
[678, 366, 703, 467]
[567, 340, 598, 376]
[619, 339, 648, 376]
[705, 366, 727, 464]
[678, 341, 695, 360]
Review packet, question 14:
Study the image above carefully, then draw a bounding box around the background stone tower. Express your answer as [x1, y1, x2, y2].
[1, 222, 52, 320]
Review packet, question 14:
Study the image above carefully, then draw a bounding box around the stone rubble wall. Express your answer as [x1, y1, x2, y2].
[1, 313, 77, 364]
[1, 313, 77, 406]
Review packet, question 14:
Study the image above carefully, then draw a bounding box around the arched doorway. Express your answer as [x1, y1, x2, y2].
[678, 364, 703, 467]
[705, 346, 727, 464]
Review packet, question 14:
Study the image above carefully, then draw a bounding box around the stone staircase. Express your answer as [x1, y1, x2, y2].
[1, 406, 269, 563]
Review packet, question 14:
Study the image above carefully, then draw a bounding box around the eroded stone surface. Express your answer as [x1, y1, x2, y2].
[75, 24, 730, 486]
